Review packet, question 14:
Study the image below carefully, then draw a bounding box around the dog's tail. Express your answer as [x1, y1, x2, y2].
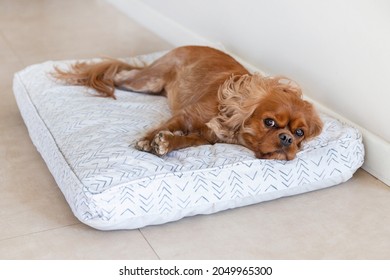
[52, 59, 140, 99]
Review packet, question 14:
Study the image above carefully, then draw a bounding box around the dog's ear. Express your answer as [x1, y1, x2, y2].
[308, 111, 323, 138]
[272, 77, 303, 98]
[272, 78, 322, 138]
[303, 100, 323, 138]
[206, 73, 267, 142]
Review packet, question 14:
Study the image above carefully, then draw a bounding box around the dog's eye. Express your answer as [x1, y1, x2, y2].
[295, 129, 304, 137]
[264, 118, 276, 128]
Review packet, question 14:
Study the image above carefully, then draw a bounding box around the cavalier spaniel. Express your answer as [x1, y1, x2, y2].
[53, 46, 323, 160]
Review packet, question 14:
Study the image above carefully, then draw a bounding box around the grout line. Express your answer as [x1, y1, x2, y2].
[139, 229, 161, 260]
[0, 221, 82, 243]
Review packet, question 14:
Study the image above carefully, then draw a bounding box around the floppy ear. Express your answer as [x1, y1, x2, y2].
[309, 114, 323, 138]
[275, 77, 303, 98]
[304, 101, 323, 138]
[206, 73, 267, 142]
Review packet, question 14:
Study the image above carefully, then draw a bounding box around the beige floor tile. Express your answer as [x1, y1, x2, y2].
[0, 32, 21, 64]
[0, 224, 158, 259]
[0, 85, 25, 130]
[0, 35, 24, 91]
[1, 0, 171, 66]
[0, 124, 79, 240]
[141, 169, 390, 259]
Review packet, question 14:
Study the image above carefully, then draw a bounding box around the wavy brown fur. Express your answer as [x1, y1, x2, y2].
[52, 59, 139, 99]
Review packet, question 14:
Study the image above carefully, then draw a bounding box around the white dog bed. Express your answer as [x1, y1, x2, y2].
[13, 51, 364, 230]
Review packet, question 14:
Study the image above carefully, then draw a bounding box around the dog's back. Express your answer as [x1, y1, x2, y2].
[52, 46, 249, 109]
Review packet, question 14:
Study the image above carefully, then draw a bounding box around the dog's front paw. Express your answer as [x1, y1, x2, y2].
[152, 131, 174, 156]
[135, 138, 152, 152]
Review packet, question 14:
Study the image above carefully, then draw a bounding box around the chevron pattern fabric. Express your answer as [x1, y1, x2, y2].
[13, 52, 364, 230]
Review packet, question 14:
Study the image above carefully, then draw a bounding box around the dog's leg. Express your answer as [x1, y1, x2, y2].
[135, 112, 215, 155]
[135, 114, 186, 153]
[114, 69, 166, 94]
[113, 56, 176, 95]
[151, 131, 210, 156]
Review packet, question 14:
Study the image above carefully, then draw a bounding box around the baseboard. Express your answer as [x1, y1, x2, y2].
[106, 0, 389, 186]
[305, 98, 389, 186]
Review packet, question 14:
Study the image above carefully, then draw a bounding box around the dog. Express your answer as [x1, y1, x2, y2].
[53, 46, 323, 160]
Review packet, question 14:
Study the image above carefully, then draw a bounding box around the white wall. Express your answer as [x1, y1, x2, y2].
[107, 0, 390, 184]
[140, 0, 390, 140]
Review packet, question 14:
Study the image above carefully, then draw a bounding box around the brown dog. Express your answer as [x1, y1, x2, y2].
[53, 46, 322, 160]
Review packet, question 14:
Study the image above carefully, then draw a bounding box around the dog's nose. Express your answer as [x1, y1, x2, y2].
[279, 133, 293, 147]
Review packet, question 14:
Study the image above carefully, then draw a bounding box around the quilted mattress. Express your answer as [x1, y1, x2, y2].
[13, 51, 364, 230]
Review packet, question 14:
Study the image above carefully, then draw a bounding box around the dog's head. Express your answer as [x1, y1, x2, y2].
[207, 73, 323, 160]
[241, 85, 323, 160]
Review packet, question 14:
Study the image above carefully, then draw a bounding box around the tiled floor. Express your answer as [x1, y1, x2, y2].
[0, 0, 389, 259]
